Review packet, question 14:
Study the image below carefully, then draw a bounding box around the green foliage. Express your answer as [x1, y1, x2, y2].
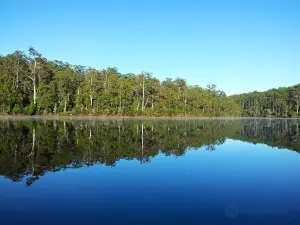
[23, 104, 36, 115]
[231, 85, 300, 118]
[0, 47, 299, 117]
[12, 105, 22, 114]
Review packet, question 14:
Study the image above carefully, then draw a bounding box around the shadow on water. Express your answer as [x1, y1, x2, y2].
[0, 118, 299, 186]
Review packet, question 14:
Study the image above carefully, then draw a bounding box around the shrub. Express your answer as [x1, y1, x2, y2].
[12, 105, 22, 114]
[23, 104, 37, 115]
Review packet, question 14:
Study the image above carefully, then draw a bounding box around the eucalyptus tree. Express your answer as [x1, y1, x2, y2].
[19, 47, 47, 106]
[55, 65, 80, 113]
[292, 85, 300, 115]
[160, 78, 177, 113]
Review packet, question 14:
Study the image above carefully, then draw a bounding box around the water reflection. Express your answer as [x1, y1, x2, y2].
[0, 118, 299, 186]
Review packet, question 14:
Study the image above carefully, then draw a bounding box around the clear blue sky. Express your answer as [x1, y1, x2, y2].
[1, 0, 299, 95]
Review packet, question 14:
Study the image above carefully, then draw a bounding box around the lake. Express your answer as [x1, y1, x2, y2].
[0, 118, 300, 225]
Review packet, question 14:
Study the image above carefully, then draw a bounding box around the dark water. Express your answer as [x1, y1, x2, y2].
[0, 118, 300, 225]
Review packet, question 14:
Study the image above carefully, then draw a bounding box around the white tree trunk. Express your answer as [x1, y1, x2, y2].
[32, 127, 35, 151]
[64, 99, 67, 112]
[16, 70, 19, 89]
[136, 96, 140, 112]
[33, 79, 37, 105]
[33, 59, 37, 105]
[31, 127, 36, 173]
[54, 102, 57, 114]
[90, 95, 93, 108]
[142, 76, 145, 111]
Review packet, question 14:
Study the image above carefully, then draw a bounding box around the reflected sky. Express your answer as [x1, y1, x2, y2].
[0, 119, 300, 225]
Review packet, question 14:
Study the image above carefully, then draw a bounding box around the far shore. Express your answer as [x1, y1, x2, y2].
[0, 115, 299, 120]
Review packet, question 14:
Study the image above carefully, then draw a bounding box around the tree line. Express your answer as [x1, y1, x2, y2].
[0, 47, 240, 116]
[0, 118, 299, 186]
[230, 85, 300, 117]
[1, 47, 299, 117]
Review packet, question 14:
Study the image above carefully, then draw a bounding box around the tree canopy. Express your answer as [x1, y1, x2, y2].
[0, 47, 299, 117]
[230, 85, 300, 117]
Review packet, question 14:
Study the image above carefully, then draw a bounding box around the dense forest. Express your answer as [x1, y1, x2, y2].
[0, 118, 299, 186]
[231, 85, 300, 117]
[0, 48, 299, 117]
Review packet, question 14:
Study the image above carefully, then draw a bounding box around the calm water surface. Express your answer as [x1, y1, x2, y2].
[0, 118, 300, 225]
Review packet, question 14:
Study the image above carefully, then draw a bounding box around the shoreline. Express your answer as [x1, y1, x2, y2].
[0, 115, 299, 120]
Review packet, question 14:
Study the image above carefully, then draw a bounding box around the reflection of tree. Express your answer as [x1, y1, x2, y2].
[206, 144, 216, 151]
[231, 119, 300, 151]
[0, 119, 299, 186]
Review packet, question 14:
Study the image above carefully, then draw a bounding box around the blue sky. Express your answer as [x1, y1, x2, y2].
[1, 0, 299, 95]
